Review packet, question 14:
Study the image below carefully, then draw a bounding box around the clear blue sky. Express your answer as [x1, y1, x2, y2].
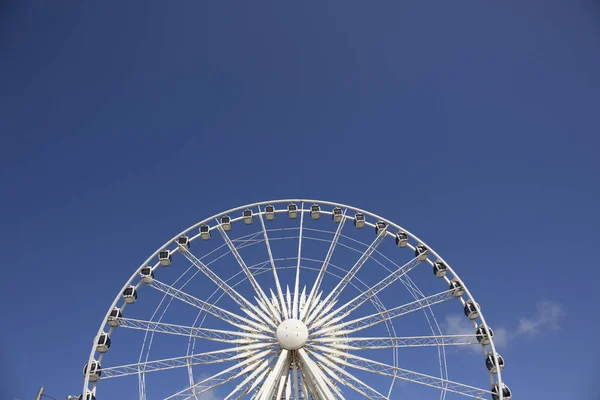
[1, 1, 599, 399]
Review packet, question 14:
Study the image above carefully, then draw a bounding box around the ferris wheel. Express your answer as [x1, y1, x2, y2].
[81, 199, 511, 400]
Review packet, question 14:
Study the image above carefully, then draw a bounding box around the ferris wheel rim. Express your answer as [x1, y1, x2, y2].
[82, 199, 506, 400]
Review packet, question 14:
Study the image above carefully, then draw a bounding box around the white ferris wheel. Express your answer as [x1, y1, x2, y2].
[81, 199, 511, 400]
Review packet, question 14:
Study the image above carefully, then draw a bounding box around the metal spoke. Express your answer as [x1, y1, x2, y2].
[306, 229, 387, 325]
[255, 349, 289, 400]
[312, 289, 456, 337]
[310, 255, 422, 330]
[257, 205, 286, 322]
[149, 279, 270, 333]
[308, 349, 387, 399]
[310, 334, 479, 350]
[327, 351, 491, 399]
[181, 247, 276, 328]
[100, 343, 272, 379]
[292, 203, 305, 320]
[301, 210, 347, 322]
[165, 350, 273, 400]
[217, 224, 280, 322]
[119, 318, 272, 343]
[223, 355, 275, 400]
[296, 348, 339, 400]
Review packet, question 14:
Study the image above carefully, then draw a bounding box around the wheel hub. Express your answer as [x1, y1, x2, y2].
[276, 319, 308, 350]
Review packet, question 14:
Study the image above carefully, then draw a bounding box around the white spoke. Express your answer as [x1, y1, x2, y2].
[181, 248, 276, 328]
[274, 363, 290, 400]
[292, 203, 305, 319]
[298, 348, 344, 400]
[327, 351, 491, 399]
[310, 334, 479, 350]
[256, 350, 289, 400]
[286, 285, 292, 319]
[310, 255, 422, 330]
[312, 289, 455, 337]
[217, 225, 280, 322]
[118, 318, 272, 343]
[292, 353, 300, 400]
[101, 343, 271, 379]
[223, 356, 274, 400]
[149, 279, 270, 333]
[166, 350, 272, 400]
[257, 205, 286, 322]
[309, 349, 386, 399]
[307, 229, 387, 325]
[301, 210, 346, 322]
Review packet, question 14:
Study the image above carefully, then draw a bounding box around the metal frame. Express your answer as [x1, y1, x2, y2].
[81, 199, 506, 399]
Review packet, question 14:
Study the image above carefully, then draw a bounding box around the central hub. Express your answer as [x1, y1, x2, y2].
[276, 319, 308, 350]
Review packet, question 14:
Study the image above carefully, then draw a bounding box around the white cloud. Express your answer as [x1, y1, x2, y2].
[444, 314, 475, 336]
[443, 300, 564, 350]
[517, 300, 565, 337]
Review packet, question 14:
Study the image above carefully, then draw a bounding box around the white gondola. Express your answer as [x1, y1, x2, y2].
[491, 383, 511, 400]
[288, 203, 298, 219]
[107, 307, 122, 327]
[415, 244, 428, 261]
[140, 266, 154, 284]
[332, 207, 343, 223]
[395, 231, 408, 247]
[433, 260, 447, 277]
[220, 215, 232, 231]
[83, 360, 102, 382]
[265, 205, 275, 221]
[476, 325, 494, 345]
[96, 332, 111, 353]
[159, 250, 171, 266]
[485, 353, 505, 374]
[375, 221, 387, 235]
[449, 278, 464, 297]
[200, 224, 211, 240]
[123, 286, 138, 304]
[243, 209, 253, 224]
[354, 213, 365, 229]
[463, 300, 480, 320]
[78, 392, 96, 400]
[310, 204, 321, 220]
[177, 236, 190, 251]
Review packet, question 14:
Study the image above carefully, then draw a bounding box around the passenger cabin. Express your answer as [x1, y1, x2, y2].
[200, 224, 210, 240]
[449, 279, 464, 297]
[159, 250, 171, 266]
[177, 236, 190, 251]
[433, 260, 447, 277]
[83, 360, 102, 382]
[332, 207, 343, 223]
[463, 301, 480, 320]
[476, 325, 494, 345]
[395, 231, 408, 247]
[485, 353, 505, 374]
[354, 213, 365, 229]
[491, 383, 511, 400]
[415, 244, 428, 261]
[310, 204, 321, 220]
[220, 216, 232, 231]
[243, 209, 253, 225]
[265, 205, 275, 221]
[140, 267, 154, 284]
[107, 308, 122, 327]
[96, 333, 111, 353]
[375, 221, 387, 235]
[123, 286, 138, 304]
[288, 203, 298, 219]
